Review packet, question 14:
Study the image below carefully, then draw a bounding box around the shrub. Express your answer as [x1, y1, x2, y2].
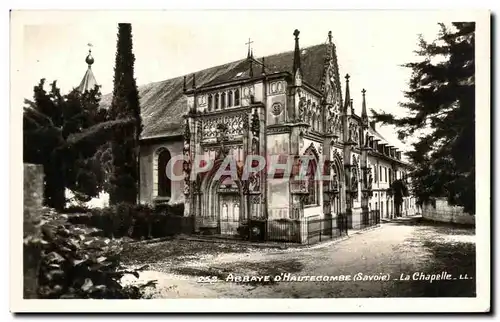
[67, 202, 190, 240]
[62, 205, 90, 214]
[25, 207, 156, 299]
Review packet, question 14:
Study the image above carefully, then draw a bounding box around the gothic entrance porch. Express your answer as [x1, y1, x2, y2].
[218, 177, 242, 236]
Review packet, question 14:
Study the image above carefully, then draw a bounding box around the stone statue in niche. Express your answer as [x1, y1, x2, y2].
[251, 137, 259, 155]
[351, 172, 359, 199]
[298, 98, 306, 122]
[331, 174, 339, 191]
[249, 173, 260, 192]
[216, 123, 229, 158]
[367, 168, 373, 190]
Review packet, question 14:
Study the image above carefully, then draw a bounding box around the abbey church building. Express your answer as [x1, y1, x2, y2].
[101, 30, 416, 242]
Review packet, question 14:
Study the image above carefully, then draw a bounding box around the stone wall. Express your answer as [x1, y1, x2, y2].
[422, 198, 475, 226]
[23, 163, 44, 299]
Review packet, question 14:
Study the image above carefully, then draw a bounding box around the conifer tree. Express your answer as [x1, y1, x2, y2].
[23, 80, 131, 210]
[108, 23, 142, 205]
[371, 22, 475, 214]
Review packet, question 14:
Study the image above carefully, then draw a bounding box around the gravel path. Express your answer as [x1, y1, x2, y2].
[122, 217, 475, 298]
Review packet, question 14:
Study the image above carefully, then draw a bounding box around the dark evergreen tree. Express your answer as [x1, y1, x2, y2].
[371, 22, 475, 214]
[23, 79, 133, 210]
[108, 23, 142, 205]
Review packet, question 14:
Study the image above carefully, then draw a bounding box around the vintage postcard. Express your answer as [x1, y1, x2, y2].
[10, 9, 490, 313]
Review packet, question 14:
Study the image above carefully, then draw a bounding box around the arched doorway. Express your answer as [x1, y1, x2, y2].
[199, 160, 244, 236]
[217, 176, 242, 236]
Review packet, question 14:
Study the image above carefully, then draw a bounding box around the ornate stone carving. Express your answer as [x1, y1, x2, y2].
[266, 126, 290, 134]
[271, 102, 283, 116]
[183, 119, 191, 195]
[250, 194, 261, 204]
[201, 114, 246, 141]
[251, 109, 260, 137]
[249, 173, 260, 193]
[242, 112, 249, 131]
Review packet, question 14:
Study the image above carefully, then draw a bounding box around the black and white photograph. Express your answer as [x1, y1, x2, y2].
[10, 9, 490, 313]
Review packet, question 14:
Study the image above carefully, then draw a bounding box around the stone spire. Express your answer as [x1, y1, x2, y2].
[344, 74, 351, 113]
[361, 88, 368, 127]
[293, 29, 301, 76]
[77, 48, 98, 93]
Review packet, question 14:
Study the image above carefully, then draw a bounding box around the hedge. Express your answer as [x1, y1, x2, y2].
[67, 203, 191, 239]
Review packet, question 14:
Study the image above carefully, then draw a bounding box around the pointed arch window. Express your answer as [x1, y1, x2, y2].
[228, 91, 233, 107]
[208, 94, 213, 111]
[157, 148, 171, 198]
[221, 92, 226, 109]
[302, 151, 319, 206]
[234, 89, 240, 106]
[214, 94, 219, 110]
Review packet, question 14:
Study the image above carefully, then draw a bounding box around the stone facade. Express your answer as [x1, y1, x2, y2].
[136, 30, 414, 241]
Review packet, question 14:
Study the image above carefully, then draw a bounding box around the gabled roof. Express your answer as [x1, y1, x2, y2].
[99, 43, 329, 139]
[368, 126, 388, 144]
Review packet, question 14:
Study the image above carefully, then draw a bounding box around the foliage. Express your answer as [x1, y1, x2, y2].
[389, 179, 409, 204]
[370, 22, 475, 214]
[108, 23, 142, 205]
[67, 203, 188, 240]
[23, 79, 123, 210]
[24, 207, 156, 299]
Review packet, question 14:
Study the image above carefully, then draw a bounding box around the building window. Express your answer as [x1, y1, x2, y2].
[305, 161, 318, 206]
[379, 166, 382, 182]
[221, 92, 226, 109]
[228, 91, 233, 107]
[234, 89, 240, 106]
[214, 94, 219, 110]
[303, 152, 319, 206]
[385, 168, 387, 182]
[208, 94, 213, 111]
[157, 148, 171, 198]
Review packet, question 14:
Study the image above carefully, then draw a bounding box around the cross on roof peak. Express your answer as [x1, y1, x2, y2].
[246, 37, 254, 58]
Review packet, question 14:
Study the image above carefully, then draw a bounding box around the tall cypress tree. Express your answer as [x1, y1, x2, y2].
[108, 23, 142, 205]
[371, 22, 475, 214]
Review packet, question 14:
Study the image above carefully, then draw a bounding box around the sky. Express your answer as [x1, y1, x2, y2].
[16, 10, 452, 152]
